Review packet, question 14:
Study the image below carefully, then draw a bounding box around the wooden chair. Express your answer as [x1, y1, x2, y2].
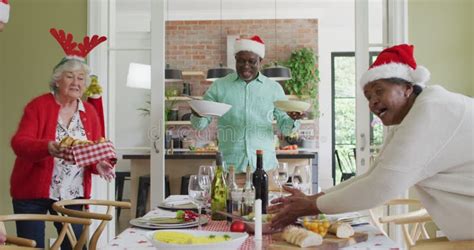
[52, 199, 131, 250]
[411, 237, 474, 250]
[335, 149, 356, 182]
[372, 199, 474, 249]
[0, 214, 91, 250]
[369, 199, 431, 244]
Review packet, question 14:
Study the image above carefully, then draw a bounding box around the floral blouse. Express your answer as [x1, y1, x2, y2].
[49, 100, 86, 200]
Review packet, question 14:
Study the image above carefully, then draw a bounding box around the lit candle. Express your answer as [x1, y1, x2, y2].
[254, 199, 262, 240]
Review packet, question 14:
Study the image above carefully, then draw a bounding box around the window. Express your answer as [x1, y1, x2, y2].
[331, 52, 381, 185]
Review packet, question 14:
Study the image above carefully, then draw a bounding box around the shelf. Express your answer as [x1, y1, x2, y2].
[272, 120, 315, 125]
[166, 96, 202, 101]
[166, 95, 308, 102]
[166, 120, 314, 126]
[182, 71, 205, 77]
[166, 121, 191, 125]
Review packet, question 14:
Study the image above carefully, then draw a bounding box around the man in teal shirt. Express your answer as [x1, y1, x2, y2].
[191, 35, 301, 174]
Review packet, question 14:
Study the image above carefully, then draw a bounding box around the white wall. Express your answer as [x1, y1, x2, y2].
[113, 0, 382, 189]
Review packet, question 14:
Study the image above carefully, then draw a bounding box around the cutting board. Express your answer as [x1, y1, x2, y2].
[269, 232, 368, 250]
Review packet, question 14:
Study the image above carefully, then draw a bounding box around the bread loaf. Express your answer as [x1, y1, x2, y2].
[59, 136, 106, 148]
[282, 226, 323, 247]
[328, 222, 354, 238]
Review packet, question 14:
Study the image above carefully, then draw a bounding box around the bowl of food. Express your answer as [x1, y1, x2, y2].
[274, 100, 310, 112]
[146, 229, 248, 250]
[298, 216, 332, 237]
[188, 100, 232, 117]
[242, 214, 279, 234]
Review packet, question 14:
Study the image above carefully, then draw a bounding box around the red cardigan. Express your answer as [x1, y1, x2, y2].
[10, 93, 103, 200]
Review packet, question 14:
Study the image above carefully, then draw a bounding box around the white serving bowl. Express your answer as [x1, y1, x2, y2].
[188, 100, 232, 117]
[146, 229, 248, 250]
[274, 100, 311, 112]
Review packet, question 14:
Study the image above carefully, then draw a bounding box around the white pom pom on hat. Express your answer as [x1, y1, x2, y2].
[359, 44, 430, 89]
[234, 35, 265, 59]
[0, 0, 10, 23]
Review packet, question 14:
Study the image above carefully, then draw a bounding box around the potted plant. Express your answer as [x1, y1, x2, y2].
[138, 88, 179, 121]
[283, 47, 319, 118]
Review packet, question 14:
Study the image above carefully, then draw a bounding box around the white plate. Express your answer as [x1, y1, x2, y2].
[145, 229, 248, 250]
[274, 100, 310, 112]
[130, 216, 209, 230]
[157, 201, 197, 211]
[188, 100, 232, 117]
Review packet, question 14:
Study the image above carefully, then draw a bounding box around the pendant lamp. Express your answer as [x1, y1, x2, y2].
[261, 0, 291, 81]
[165, 64, 183, 82]
[206, 0, 235, 82]
[262, 62, 291, 81]
[206, 64, 235, 81]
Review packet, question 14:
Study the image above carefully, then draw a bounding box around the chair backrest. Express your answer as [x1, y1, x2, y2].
[410, 237, 474, 250]
[369, 199, 432, 248]
[335, 149, 356, 182]
[52, 199, 131, 250]
[0, 214, 91, 250]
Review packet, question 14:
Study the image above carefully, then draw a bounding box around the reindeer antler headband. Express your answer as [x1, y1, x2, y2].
[50, 28, 107, 69]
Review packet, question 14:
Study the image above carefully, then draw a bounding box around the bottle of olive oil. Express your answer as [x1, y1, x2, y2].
[211, 151, 227, 220]
[252, 149, 268, 213]
[242, 165, 255, 216]
[226, 165, 238, 222]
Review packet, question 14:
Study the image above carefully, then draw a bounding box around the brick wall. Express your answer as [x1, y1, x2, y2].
[166, 19, 318, 87]
[165, 19, 319, 148]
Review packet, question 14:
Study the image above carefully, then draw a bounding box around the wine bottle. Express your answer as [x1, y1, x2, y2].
[252, 150, 268, 214]
[242, 165, 255, 216]
[211, 151, 227, 220]
[226, 165, 239, 222]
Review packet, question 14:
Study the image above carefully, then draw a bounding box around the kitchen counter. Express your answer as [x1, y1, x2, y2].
[120, 149, 318, 218]
[122, 150, 318, 160]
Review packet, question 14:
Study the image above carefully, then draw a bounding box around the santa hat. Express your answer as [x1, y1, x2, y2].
[360, 44, 430, 89]
[234, 35, 265, 59]
[50, 28, 107, 69]
[0, 0, 10, 23]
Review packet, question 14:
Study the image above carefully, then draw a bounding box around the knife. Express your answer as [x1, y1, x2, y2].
[205, 209, 250, 221]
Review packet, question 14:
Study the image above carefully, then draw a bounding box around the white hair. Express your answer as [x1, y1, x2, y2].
[49, 59, 91, 93]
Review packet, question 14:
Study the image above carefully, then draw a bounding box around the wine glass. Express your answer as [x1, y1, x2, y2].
[198, 165, 215, 182]
[292, 165, 310, 194]
[188, 175, 209, 230]
[198, 165, 214, 208]
[274, 162, 289, 197]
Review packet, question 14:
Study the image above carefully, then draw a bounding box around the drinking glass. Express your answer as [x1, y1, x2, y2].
[198, 165, 215, 182]
[188, 174, 209, 230]
[198, 165, 214, 208]
[292, 165, 310, 194]
[274, 162, 289, 197]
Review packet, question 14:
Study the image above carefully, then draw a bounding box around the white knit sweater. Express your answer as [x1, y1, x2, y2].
[317, 85, 474, 240]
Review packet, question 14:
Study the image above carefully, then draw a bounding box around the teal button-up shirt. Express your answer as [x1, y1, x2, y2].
[191, 72, 300, 173]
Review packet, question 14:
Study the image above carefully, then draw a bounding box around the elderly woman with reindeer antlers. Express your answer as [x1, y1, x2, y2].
[9, 28, 113, 249]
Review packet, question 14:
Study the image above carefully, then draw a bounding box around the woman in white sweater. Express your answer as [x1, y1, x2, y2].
[269, 44, 474, 241]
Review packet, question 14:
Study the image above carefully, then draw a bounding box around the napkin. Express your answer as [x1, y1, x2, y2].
[164, 195, 193, 206]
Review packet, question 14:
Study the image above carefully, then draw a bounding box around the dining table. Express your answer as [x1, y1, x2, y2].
[103, 207, 401, 250]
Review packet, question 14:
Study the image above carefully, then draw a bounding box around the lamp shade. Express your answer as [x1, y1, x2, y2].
[165, 67, 183, 82]
[127, 63, 184, 88]
[206, 66, 235, 82]
[126, 63, 151, 89]
[261, 64, 292, 81]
